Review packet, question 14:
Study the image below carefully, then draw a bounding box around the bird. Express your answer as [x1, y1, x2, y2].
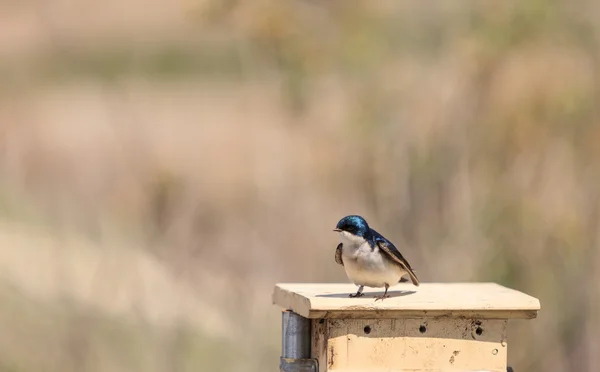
[333, 215, 419, 300]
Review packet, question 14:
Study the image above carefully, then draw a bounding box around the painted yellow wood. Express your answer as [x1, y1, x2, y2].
[273, 283, 541, 319]
[313, 318, 508, 372]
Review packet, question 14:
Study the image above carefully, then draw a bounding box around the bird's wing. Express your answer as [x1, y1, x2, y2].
[335, 243, 344, 266]
[373, 233, 420, 286]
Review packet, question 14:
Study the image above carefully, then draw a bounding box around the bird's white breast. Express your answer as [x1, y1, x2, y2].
[339, 231, 406, 288]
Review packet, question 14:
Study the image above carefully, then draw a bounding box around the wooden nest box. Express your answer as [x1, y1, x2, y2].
[273, 283, 540, 372]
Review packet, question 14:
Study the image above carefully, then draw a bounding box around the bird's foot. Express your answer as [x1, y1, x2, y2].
[349, 292, 364, 298]
[374, 294, 390, 302]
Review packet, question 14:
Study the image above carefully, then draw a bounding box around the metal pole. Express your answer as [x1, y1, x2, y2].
[280, 310, 315, 372]
[282, 310, 311, 358]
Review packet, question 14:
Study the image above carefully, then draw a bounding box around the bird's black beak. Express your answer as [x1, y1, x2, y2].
[333, 228, 341, 232]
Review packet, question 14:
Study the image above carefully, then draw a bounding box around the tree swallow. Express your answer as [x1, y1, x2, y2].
[333, 215, 419, 300]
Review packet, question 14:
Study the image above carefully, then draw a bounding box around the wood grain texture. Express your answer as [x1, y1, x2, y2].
[273, 283, 541, 319]
[314, 317, 508, 372]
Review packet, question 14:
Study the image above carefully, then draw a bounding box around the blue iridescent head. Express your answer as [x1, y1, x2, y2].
[334, 215, 370, 238]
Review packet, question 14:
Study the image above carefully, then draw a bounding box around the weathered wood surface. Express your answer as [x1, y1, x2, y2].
[312, 317, 508, 372]
[273, 283, 541, 319]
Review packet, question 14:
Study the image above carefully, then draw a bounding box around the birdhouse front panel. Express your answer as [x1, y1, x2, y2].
[312, 317, 508, 372]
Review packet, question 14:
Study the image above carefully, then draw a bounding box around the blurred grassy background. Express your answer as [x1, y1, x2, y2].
[0, 0, 598, 371]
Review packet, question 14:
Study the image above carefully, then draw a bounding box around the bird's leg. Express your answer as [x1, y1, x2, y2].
[374, 284, 390, 301]
[349, 285, 364, 298]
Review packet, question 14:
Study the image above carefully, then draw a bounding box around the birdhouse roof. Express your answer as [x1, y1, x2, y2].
[273, 283, 540, 319]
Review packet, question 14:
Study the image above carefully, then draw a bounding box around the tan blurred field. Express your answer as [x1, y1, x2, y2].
[0, 1, 599, 371]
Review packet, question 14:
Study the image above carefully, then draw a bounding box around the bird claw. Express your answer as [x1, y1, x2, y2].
[349, 292, 364, 298]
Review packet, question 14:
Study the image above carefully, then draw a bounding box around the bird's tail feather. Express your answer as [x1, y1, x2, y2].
[401, 268, 420, 286]
[407, 268, 420, 286]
